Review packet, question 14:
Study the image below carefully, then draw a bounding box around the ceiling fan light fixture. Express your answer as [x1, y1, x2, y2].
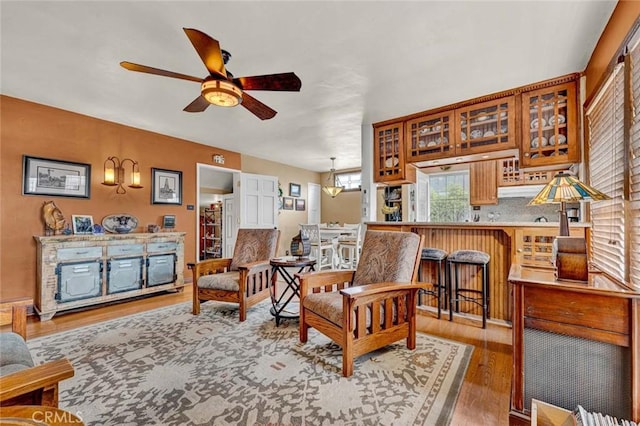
[201, 79, 242, 107]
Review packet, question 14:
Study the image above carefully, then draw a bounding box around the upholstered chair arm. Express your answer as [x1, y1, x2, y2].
[193, 258, 233, 278]
[297, 270, 355, 298]
[340, 282, 430, 299]
[0, 358, 74, 406]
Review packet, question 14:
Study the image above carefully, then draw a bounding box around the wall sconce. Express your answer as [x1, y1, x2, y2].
[101, 156, 143, 194]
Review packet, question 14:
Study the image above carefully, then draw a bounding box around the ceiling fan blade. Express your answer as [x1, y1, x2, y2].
[120, 61, 202, 83]
[183, 28, 227, 79]
[241, 92, 277, 120]
[234, 72, 302, 91]
[183, 95, 210, 113]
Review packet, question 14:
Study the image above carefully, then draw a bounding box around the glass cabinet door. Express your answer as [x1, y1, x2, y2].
[406, 111, 455, 162]
[374, 122, 406, 183]
[456, 97, 516, 155]
[521, 82, 578, 167]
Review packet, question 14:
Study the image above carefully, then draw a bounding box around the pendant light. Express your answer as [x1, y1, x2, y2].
[322, 157, 343, 198]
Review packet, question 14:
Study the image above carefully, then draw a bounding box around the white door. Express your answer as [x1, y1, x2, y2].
[239, 173, 278, 229]
[307, 183, 321, 224]
[223, 195, 235, 257]
[416, 170, 429, 222]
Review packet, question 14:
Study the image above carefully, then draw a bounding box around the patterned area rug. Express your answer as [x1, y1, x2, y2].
[28, 302, 473, 425]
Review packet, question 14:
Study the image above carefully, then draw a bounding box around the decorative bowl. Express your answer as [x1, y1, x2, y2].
[114, 225, 133, 234]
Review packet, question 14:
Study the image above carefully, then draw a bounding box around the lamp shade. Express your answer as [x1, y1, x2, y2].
[322, 157, 343, 198]
[528, 172, 610, 205]
[528, 172, 610, 237]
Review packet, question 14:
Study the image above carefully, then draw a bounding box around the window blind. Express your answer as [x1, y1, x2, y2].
[587, 64, 626, 282]
[630, 39, 640, 289]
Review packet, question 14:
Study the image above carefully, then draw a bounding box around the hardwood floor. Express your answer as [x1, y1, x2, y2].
[20, 287, 513, 426]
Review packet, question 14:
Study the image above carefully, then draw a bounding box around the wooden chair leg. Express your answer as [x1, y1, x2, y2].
[299, 309, 308, 343]
[342, 333, 354, 377]
[239, 296, 246, 322]
[407, 293, 417, 350]
[192, 281, 200, 315]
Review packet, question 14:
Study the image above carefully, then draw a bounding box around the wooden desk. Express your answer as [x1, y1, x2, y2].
[508, 265, 639, 425]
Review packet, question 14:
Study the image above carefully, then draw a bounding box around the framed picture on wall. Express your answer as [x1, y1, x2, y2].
[22, 155, 91, 198]
[71, 215, 94, 235]
[289, 182, 301, 197]
[163, 215, 176, 229]
[295, 198, 306, 211]
[152, 168, 182, 205]
[283, 197, 294, 210]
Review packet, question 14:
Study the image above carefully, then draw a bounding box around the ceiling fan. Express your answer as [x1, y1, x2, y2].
[120, 28, 302, 120]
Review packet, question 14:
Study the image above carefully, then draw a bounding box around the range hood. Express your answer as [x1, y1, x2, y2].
[498, 184, 545, 198]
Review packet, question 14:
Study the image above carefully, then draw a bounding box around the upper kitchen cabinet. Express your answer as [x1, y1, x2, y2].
[521, 81, 578, 167]
[373, 122, 416, 184]
[406, 111, 455, 162]
[470, 160, 498, 205]
[456, 96, 516, 156]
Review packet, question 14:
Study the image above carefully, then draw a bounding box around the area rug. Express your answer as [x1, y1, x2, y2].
[28, 301, 473, 426]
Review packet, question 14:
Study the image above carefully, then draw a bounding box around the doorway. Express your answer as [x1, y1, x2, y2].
[307, 182, 321, 224]
[196, 163, 237, 261]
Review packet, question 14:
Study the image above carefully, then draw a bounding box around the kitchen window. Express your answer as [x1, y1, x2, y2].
[428, 171, 470, 222]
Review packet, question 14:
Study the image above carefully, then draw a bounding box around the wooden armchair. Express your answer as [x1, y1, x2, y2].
[192, 228, 280, 321]
[0, 299, 74, 407]
[298, 230, 426, 377]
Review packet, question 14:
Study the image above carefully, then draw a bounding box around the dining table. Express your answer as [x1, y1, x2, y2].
[318, 226, 358, 268]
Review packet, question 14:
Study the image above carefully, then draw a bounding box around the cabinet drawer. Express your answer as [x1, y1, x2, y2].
[523, 286, 629, 336]
[147, 242, 177, 253]
[107, 244, 144, 257]
[57, 246, 103, 261]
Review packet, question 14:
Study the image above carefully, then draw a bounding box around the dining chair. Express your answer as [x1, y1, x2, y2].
[300, 224, 335, 270]
[337, 223, 364, 269]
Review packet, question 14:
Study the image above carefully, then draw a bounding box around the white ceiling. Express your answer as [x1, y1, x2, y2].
[1, 1, 616, 172]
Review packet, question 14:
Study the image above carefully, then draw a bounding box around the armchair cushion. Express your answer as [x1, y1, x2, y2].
[302, 292, 343, 326]
[0, 333, 34, 376]
[352, 230, 422, 286]
[197, 271, 240, 292]
[229, 228, 279, 271]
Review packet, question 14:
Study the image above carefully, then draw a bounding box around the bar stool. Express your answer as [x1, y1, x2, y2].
[447, 250, 490, 328]
[418, 248, 448, 319]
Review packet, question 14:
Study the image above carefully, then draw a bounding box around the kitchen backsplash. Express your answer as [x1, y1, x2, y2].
[472, 198, 580, 223]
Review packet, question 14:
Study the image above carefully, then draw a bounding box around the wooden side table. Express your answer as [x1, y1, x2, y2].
[269, 256, 315, 326]
[508, 264, 640, 425]
[0, 406, 84, 425]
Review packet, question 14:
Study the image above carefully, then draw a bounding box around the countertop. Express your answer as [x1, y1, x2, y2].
[365, 221, 590, 228]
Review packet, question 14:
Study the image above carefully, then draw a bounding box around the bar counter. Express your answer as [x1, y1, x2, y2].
[365, 221, 590, 322]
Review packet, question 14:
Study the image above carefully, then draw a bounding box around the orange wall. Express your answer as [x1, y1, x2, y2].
[584, 0, 640, 101]
[0, 96, 241, 300]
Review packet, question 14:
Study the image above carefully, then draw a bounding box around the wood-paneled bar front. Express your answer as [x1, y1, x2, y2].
[366, 222, 589, 322]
